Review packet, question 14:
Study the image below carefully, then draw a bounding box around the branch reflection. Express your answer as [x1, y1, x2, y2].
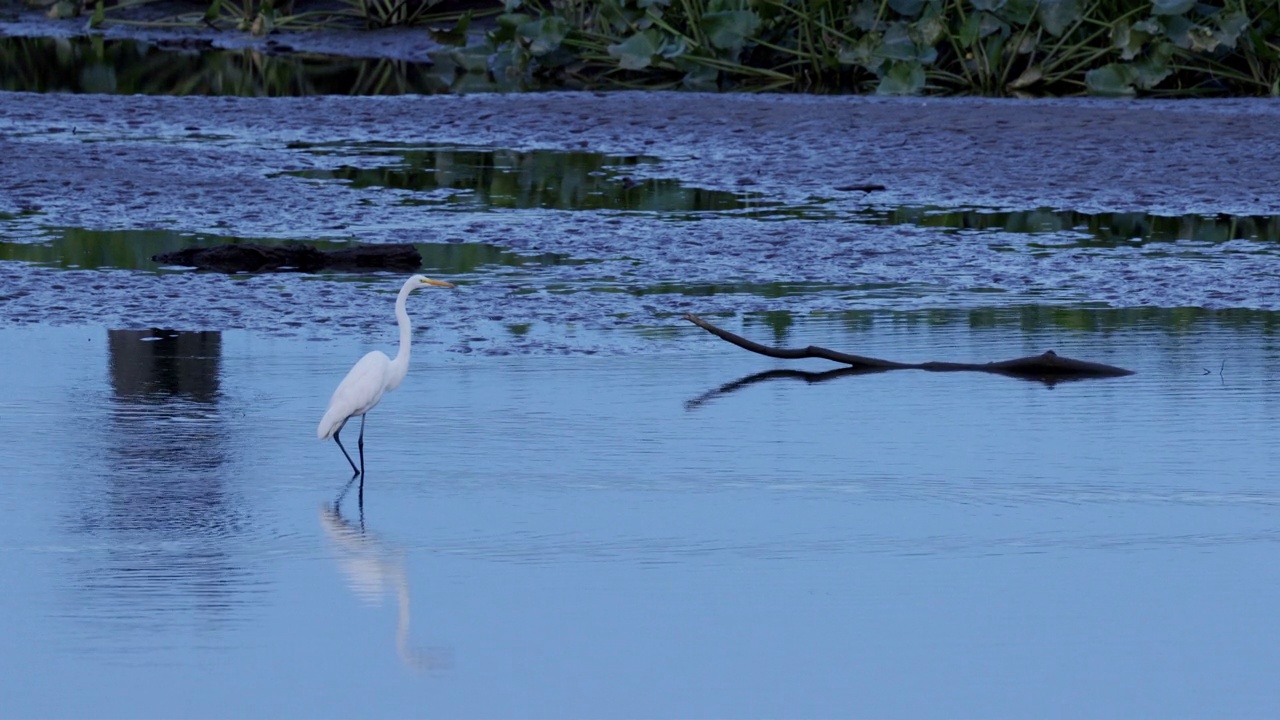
[320, 489, 452, 672]
[687, 360, 1094, 410]
[685, 367, 890, 411]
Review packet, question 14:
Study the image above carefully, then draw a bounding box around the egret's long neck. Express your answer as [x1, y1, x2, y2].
[387, 283, 414, 389]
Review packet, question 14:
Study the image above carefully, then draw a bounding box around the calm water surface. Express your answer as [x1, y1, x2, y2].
[2, 316, 1278, 719]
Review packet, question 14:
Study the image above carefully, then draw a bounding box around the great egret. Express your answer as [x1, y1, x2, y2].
[318, 275, 455, 476]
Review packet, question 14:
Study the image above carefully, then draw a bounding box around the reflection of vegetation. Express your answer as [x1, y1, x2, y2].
[746, 309, 794, 344]
[80, 0, 474, 33]
[725, 306, 1280, 346]
[821, 306, 1280, 336]
[0, 228, 200, 270]
[0, 228, 583, 273]
[856, 207, 1280, 245]
[0, 36, 455, 95]
[597, 281, 876, 298]
[286, 145, 761, 213]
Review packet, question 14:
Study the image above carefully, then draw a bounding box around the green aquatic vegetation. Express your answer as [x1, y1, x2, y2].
[447, 0, 1280, 95]
[45, 0, 1279, 95]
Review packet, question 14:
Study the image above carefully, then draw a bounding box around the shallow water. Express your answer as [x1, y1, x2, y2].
[3, 86, 1280, 717]
[3, 315, 1279, 718]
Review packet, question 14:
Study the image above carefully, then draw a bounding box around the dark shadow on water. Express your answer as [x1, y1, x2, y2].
[321, 486, 453, 671]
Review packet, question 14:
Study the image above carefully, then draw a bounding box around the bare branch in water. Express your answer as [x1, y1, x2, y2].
[683, 313, 1135, 382]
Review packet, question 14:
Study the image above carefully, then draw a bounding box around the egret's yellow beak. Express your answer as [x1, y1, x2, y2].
[422, 278, 456, 288]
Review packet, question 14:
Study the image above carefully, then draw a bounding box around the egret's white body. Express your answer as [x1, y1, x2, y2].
[318, 274, 454, 475]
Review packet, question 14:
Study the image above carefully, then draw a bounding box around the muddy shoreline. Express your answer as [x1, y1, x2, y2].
[6, 91, 1280, 223]
[3, 73, 1280, 345]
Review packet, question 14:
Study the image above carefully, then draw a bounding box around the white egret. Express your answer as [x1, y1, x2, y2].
[318, 274, 455, 476]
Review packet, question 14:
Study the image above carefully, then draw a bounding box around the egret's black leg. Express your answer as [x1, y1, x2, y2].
[357, 414, 367, 477]
[333, 426, 360, 476]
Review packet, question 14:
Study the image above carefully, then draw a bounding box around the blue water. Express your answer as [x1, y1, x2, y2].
[2, 317, 1278, 718]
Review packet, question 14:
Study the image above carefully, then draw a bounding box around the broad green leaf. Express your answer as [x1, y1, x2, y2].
[958, 13, 980, 47]
[607, 29, 662, 70]
[637, 0, 671, 7]
[1003, 0, 1037, 24]
[880, 22, 919, 60]
[487, 15, 516, 43]
[960, 13, 1005, 48]
[1085, 63, 1137, 95]
[495, 12, 531, 32]
[518, 16, 569, 56]
[979, 12, 1007, 38]
[700, 10, 761, 50]
[1214, 11, 1249, 49]
[1161, 15, 1196, 48]
[913, 14, 945, 46]
[876, 60, 925, 95]
[970, 0, 1006, 11]
[837, 34, 884, 71]
[1133, 57, 1172, 89]
[1036, 0, 1080, 37]
[1151, 0, 1194, 16]
[851, 0, 882, 31]
[888, 0, 926, 15]
[983, 33, 1006, 69]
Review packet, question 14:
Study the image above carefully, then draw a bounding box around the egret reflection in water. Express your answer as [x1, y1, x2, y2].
[321, 487, 452, 671]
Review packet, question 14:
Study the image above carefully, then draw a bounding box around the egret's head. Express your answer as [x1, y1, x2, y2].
[411, 275, 456, 289]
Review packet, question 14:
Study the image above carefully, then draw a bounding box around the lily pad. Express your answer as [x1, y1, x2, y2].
[1036, 0, 1080, 37]
[881, 23, 921, 61]
[700, 10, 761, 51]
[838, 33, 884, 71]
[876, 60, 925, 95]
[608, 29, 663, 70]
[888, 0, 926, 14]
[518, 16, 569, 56]
[1152, 0, 1195, 16]
[1085, 63, 1137, 96]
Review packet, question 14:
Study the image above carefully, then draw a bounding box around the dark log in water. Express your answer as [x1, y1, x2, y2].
[684, 313, 1135, 382]
[152, 244, 422, 273]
